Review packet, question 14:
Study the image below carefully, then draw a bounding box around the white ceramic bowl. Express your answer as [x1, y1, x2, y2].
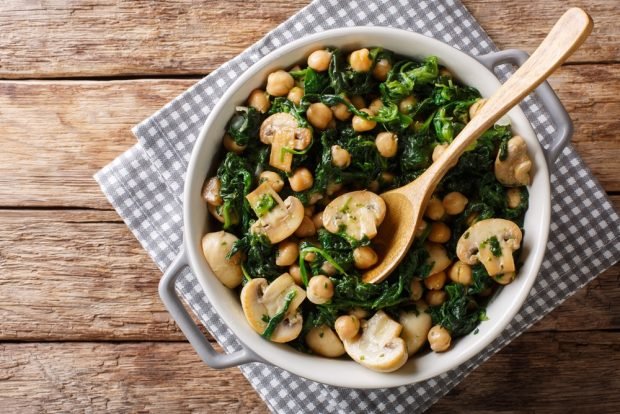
[175, 27, 557, 388]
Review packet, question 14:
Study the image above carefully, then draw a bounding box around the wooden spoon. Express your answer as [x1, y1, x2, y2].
[363, 7, 593, 284]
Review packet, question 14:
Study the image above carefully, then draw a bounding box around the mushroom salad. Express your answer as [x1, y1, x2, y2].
[201, 47, 531, 372]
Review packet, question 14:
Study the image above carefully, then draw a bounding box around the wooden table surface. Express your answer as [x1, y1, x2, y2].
[0, 1, 618, 412]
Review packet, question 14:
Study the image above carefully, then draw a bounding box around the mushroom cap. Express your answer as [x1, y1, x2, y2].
[456, 218, 523, 277]
[399, 301, 432, 356]
[343, 310, 408, 372]
[322, 190, 387, 241]
[494, 135, 532, 187]
[259, 112, 312, 146]
[240, 273, 306, 343]
[305, 325, 346, 358]
[247, 182, 305, 244]
[201, 231, 243, 289]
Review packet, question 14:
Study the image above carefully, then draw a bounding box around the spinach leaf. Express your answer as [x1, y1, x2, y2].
[226, 107, 262, 147]
[229, 233, 280, 280]
[261, 290, 297, 339]
[216, 152, 253, 230]
[328, 48, 377, 96]
[429, 283, 488, 337]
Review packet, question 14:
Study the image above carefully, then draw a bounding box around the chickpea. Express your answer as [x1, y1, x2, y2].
[289, 264, 303, 285]
[350, 95, 366, 110]
[375, 132, 398, 158]
[349, 48, 372, 72]
[424, 271, 447, 290]
[289, 167, 314, 192]
[321, 261, 337, 276]
[469, 98, 487, 119]
[247, 89, 271, 113]
[331, 145, 351, 168]
[304, 250, 316, 262]
[307, 275, 334, 304]
[307, 102, 333, 130]
[424, 197, 445, 221]
[326, 182, 343, 196]
[266, 70, 295, 97]
[307, 49, 332, 72]
[258, 171, 284, 192]
[425, 290, 447, 307]
[352, 109, 377, 132]
[335, 315, 360, 341]
[449, 261, 473, 285]
[202, 177, 223, 206]
[410, 279, 423, 301]
[415, 220, 429, 238]
[294, 216, 316, 238]
[304, 205, 315, 217]
[276, 240, 299, 266]
[369, 98, 384, 115]
[353, 246, 378, 269]
[442, 192, 468, 215]
[223, 134, 246, 154]
[507, 188, 522, 209]
[428, 325, 452, 352]
[331, 101, 352, 121]
[367, 180, 380, 193]
[349, 307, 369, 319]
[372, 58, 391, 81]
[312, 211, 323, 230]
[380, 172, 395, 185]
[399, 95, 417, 114]
[287, 86, 304, 105]
[432, 143, 448, 162]
[428, 222, 451, 243]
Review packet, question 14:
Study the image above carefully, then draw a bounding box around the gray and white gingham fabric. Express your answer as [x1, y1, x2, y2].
[95, 0, 620, 412]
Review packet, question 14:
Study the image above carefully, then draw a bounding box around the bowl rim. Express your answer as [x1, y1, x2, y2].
[183, 26, 551, 388]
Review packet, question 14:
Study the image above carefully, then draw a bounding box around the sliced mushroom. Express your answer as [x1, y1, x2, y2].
[202, 176, 223, 206]
[424, 242, 452, 276]
[259, 113, 312, 172]
[305, 325, 346, 357]
[456, 218, 523, 277]
[201, 231, 243, 288]
[240, 273, 306, 343]
[399, 301, 433, 356]
[342, 310, 408, 373]
[322, 191, 387, 241]
[246, 182, 305, 244]
[494, 135, 532, 187]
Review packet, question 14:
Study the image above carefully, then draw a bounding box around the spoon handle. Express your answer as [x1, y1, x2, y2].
[414, 8, 593, 191]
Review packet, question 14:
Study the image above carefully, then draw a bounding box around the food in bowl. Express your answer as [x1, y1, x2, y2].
[200, 46, 532, 372]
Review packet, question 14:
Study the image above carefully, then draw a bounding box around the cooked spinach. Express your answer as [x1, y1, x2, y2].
[261, 290, 297, 339]
[227, 107, 262, 147]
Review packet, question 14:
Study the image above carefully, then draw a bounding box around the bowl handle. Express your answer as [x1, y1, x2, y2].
[159, 251, 261, 368]
[475, 49, 573, 168]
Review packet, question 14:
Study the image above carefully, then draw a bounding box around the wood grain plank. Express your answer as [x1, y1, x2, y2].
[0, 209, 617, 340]
[0, 64, 618, 209]
[432, 331, 620, 413]
[0, 342, 269, 414]
[0, 1, 616, 79]
[0, 79, 195, 209]
[1, 332, 617, 413]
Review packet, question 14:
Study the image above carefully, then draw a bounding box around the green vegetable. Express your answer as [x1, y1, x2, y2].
[216, 153, 253, 230]
[227, 107, 262, 147]
[228, 233, 280, 280]
[261, 290, 297, 339]
[253, 193, 276, 217]
[430, 283, 488, 337]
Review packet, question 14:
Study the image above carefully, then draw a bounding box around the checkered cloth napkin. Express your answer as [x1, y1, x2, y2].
[95, 0, 620, 412]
